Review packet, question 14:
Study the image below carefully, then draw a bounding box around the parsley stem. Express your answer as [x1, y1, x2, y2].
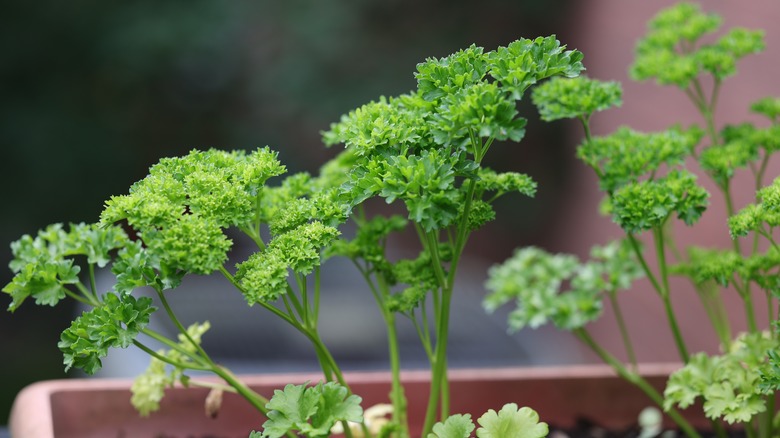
[154, 286, 214, 364]
[746, 423, 758, 438]
[219, 266, 299, 329]
[212, 365, 270, 416]
[733, 280, 758, 333]
[421, 177, 478, 437]
[626, 233, 663, 294]
[75, 281, 100, 306]
[579, 115, 592, 141]
[607, 291, 638, 370]
[306, 331, 347, 387]
[219, 265, 346, 386]
[413, 309, 434, 361]
[313, 266, 321, 327]
[286, 281, 307, 324]
[141, 328, 205, 364]
[354, 260, 409, 437]
[384, 308, 410, 438]
[425, 230, 449, 293]
[297, 273, 310, 326]
[762, 394, 775, 438]
[88, 264, 98, 297]
[132, 340, 210, 372]
[64, 287, 94, 306]
[694, 282, 732, 348]
[239, 223, 266, 251]
[653, 226, 689, 363]
[574, 328, 702, 438]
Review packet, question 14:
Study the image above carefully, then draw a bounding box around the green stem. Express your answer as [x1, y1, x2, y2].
[75, 282, 100, 306]
[426, 230, 449, 295]
[356, 262, 409, 438]
[761, 394, 775, 438]
[653, 227, 689, 363]
[746, 422, 758, 438]
[384, 308, 409, 438]
[722, 180, 743, 256]
[154, 287, 213, 362]
[420, 178, 478, 437]
[212, 365, 270, 415]
[420, 284, 453, 437]
[132, 340, 210, 372]
[239, 224, 266, 251]
[305, 330, 347, 387]
[286, 283, 307, 324]
[579, 115, 592, 141]
[626, 234, 664, 295]
[574, 329, 702, 438]
[733, 279, 758, 333]
[607, 292, 638, 370]
[414, 308, 435, 361]
[219, 266, 296, 326]
[220, 266, 347, 388]
[313, 266, 321, 327]
[88, 264, 98, 297]
[693, 282, 732, 348]
[141, 328, 204, 362]
[64, 287, 94, 306]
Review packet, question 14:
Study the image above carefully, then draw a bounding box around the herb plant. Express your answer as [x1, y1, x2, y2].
[487, 3, 779, 438]
[3, 36, 581, 437]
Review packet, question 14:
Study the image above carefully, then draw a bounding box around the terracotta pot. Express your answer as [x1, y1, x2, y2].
[10, 363, 707, 438]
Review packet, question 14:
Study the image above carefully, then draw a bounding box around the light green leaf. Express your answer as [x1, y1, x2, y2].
[260, 382, 363, 438]
[428, 414, 475, 438]
[58, 292, 156, 374]
[476, 404, 549, 438]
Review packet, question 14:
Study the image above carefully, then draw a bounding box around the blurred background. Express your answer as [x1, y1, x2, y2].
[3, 0, 780, 427]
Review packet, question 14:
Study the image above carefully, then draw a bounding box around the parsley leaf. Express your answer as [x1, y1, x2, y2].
[58, 292, 156, 374]
[260, 382, 363, 438]
[476, 403, 549, 438]
[428, 414, 475, 438]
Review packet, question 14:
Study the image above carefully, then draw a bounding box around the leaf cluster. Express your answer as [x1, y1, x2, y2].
[323, 36, 583, 231]
[664, 332, 778, 424]
[672, 246, 780, 292]
[58, 292, 156, 374]
[101, 148, 286, 275]
[610, 170, 710, 233]
[484, 240, 642, 331]
[531, 76, 623, 122]
[257, 382, 363, 438]
[630, 2, 764, 88]
[698, 124, 760, 188]
[235, 222, 340, 304]
[577, 126, 702, 194]
[729, 177, 780, 239]
[4, 222, 130, 311]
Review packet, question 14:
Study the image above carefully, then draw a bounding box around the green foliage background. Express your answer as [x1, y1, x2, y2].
[0, 0, 572, 424]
